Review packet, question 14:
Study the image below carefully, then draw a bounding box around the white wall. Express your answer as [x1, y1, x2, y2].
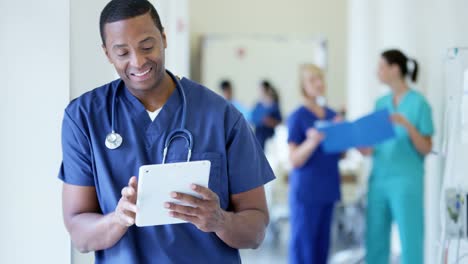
[0, 0, 71, 263]
[347, 1, 468, 263]
[189, 0, 348, 112]
[70, 0, 115, 99]
[201, 35, 326, 115]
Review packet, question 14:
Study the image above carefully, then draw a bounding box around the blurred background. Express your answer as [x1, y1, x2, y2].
[1, 0, 468, 263]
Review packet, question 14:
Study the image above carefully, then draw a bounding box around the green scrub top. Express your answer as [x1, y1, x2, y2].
[371, 89, 434, 183]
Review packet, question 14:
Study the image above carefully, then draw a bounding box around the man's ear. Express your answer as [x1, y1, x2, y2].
[162, 31, 168, 49]
[102, 44, 113, 64]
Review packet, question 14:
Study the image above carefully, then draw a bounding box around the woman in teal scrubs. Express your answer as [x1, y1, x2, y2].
[365, 50, 434, 264]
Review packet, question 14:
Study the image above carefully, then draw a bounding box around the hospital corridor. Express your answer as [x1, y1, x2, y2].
[2, 0, 468, 263]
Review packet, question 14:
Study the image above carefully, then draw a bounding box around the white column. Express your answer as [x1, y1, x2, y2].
[153, 0, 190, 78]
[346, 0, 380, 119]
[0, 0, 71, 263]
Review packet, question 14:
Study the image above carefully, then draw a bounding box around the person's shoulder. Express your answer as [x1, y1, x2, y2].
[182, 78, 242, 120]
[408, 89, 432, 109]
[376, 92, 392, 107]
[408, 89, 428, 102]
[65, 79, 118, 118]
[288, 106, 307, 121]
[251, 102, 262, 111]
[182, 78, 228, 106]
[377, 92, 392, 102]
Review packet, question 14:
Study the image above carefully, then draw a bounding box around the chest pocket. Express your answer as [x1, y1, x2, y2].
[164, 152, 224, 207]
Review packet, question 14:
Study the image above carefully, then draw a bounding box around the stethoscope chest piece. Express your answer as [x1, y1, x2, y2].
[105, 131, 123, 150]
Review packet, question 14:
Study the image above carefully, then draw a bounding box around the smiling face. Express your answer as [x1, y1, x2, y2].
[102, 12, 167, 93]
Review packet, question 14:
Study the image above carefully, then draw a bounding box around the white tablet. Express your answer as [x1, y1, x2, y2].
[135, 160, 211, 227]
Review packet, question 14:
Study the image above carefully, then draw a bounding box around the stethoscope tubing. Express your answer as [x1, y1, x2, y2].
[105, 71, 193, 163]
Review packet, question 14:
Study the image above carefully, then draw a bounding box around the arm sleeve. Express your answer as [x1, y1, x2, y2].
[57, 110, 95, 186]
[287, 113, 305, 144]
[226, 116, 276, 194]
[250, 104, 263, 126]
[417, 99, 435, 136]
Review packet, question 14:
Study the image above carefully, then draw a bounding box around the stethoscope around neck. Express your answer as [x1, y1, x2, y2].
[105, 71, 193, 164]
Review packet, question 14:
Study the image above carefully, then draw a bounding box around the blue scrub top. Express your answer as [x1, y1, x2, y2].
[371, 89, 434, 184]
[287, 106, 341, 204]
[58, 73, 275, 264]
[251, 102, 282, 148]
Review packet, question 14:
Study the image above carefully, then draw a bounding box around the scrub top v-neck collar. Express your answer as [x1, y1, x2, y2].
[390, 89, 411, 112]
[120, 76, 184, 147]
[303, 105, 328, 120]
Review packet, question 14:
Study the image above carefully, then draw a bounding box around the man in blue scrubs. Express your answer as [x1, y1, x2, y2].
[58, 1, 275, 263]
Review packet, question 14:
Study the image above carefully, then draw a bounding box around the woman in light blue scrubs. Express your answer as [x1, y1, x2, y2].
[365, 50, 434, 264]
[251, 80, 282, 149]
[288, 64, 341, 264]
[58, 1, 275, 263]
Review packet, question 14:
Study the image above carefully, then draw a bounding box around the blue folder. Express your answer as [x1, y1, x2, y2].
[317, 109, 396, 153]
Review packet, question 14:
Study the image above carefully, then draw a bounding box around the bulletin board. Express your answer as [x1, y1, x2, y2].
[201, 34, 327, 115]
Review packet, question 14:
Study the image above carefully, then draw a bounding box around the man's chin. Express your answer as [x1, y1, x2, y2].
[128, 84, 154, 93]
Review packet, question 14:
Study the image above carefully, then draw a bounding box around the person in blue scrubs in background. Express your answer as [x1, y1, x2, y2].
[363, 50, 434, 264]
[219, 79, 250, 120]
[251, 80, 282, 149]
[58, 1, 275, 263]
[287, 64, 342, 264]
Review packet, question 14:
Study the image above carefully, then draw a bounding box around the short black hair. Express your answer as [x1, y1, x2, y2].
[99, 0, 164, 45]
[261, 80, 271, 90]
[220, 80, 232, 91]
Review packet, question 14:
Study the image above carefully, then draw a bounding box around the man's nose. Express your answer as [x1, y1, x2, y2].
[130, 52, 145, 68]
